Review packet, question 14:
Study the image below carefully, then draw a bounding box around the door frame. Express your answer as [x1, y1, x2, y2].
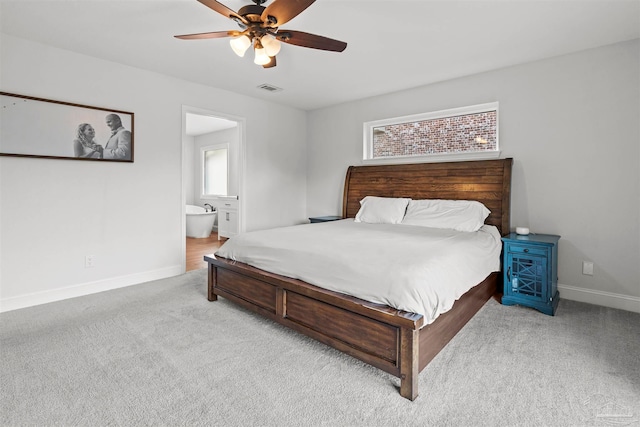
[181, 105, 246, 272]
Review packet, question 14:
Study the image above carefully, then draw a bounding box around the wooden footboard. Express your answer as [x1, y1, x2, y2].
[206, 254, 423, 399]
[205, 255, 497, 400]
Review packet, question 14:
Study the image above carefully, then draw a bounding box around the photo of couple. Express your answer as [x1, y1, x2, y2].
[0, 92, 134, 163]
[73, 114, 131, 160]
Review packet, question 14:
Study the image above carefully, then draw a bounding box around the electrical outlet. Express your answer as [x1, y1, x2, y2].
[85, 255, 95, 268]
[582, 261, 594, 276]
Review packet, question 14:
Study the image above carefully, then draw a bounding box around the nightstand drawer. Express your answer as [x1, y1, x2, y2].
[507, 244, 548, 257]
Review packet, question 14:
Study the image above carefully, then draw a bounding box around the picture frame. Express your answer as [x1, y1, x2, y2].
[0, 92, 134, 162]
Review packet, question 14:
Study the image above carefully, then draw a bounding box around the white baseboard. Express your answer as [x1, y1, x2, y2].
[0, 265, 183, 313]
[558, 283, 640, 313]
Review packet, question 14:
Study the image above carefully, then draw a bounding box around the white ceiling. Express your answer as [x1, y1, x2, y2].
[1, 0, 638, 111]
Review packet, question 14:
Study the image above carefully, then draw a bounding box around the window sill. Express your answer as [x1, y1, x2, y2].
[201, 195, 238, 200]
[362, 150, 502, 165]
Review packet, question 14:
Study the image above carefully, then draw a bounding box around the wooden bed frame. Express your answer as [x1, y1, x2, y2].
[204, 158, 513, 400]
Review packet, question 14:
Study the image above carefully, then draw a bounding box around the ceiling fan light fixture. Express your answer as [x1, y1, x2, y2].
[261, 34, 281, 57]
[253, 43, 271, 65]
[230, 35, 251, 57]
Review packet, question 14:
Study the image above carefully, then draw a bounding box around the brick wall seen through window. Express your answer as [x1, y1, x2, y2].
[364, 103, 499, 161]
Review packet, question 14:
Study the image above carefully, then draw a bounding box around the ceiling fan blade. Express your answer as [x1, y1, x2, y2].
[261, 0, 315, 27]
[263, 56, 277, 69]
[198, 0, 247, 24]
[277, 30, 347, 52]
[174, 30, 241, 40]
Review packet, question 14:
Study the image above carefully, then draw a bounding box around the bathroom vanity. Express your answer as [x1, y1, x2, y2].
[218, 197, 238, 240]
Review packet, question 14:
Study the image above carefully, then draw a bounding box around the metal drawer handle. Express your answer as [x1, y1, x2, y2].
[524, 248, 529, 253]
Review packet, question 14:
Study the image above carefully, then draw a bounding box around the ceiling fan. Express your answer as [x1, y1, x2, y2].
[174, 0, 347, 68]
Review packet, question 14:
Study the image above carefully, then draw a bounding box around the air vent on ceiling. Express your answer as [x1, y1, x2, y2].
[257, 83, 283, 93]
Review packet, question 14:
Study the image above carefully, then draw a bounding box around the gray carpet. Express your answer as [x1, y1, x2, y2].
[1, 269, 638, 426]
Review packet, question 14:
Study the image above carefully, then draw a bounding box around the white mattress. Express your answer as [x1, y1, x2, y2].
[214, 219, 502, 325]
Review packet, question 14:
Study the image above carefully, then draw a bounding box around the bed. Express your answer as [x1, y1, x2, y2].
[204, 158, 513, 400]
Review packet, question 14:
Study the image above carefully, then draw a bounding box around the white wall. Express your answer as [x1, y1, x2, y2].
[184, 135, 195, 206]
[306, 39, 640, 312]
[0, 34, 307, 311]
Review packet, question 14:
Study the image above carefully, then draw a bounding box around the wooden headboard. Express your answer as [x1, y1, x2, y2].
[342, 158, 513, 236]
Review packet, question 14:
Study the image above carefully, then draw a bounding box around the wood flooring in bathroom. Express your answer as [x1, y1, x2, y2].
[186, 232, 225, 272]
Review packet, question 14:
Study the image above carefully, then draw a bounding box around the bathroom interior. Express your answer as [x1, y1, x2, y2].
[184, 111, 240, 271]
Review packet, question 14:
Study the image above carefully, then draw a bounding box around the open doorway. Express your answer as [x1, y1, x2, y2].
[181, 106, 245, 272]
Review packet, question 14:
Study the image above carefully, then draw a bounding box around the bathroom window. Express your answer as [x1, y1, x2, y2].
[363, 102, 499, 163]
[202, 144, 228, 197]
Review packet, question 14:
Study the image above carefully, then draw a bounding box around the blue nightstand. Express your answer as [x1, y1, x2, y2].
[501, 233, 560, 316]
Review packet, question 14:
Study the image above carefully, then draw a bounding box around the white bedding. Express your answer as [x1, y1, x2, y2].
[214, 219, 502, 325]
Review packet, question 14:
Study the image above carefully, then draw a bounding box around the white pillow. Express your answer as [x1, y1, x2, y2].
[401, 199, 490, 232]
[354, 196, 411, 224]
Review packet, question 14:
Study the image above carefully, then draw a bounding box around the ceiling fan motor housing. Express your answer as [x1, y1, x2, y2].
[238, 4, 267, 23]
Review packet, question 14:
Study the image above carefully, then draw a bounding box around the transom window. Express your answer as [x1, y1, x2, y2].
[363, 102, 499, 162]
